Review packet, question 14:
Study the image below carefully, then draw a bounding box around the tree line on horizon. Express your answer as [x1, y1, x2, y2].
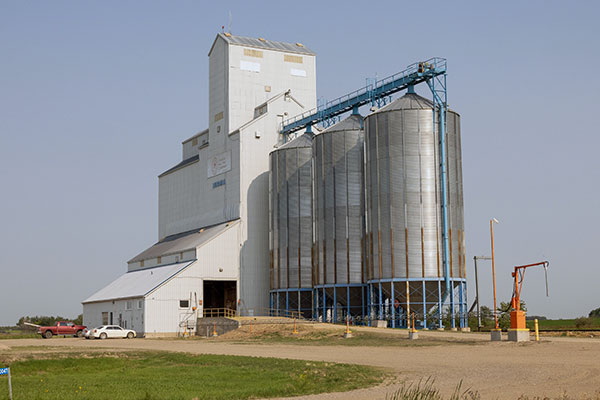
[16, 314, 83, 328]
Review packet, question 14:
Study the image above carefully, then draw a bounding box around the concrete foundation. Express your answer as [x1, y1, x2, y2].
[450, 327, 458, 331]
[508, 329, 530, 342]
[461, 327, 471, 332]
[491, 329, 502, 341]
[343, 331, 353, 338]
[375, 320, 388, 328]
[408, 331, 419, 340]
[197, 317, 240, 337]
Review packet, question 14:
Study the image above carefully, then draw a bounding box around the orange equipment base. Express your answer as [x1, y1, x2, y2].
[510, 310, 526, 330]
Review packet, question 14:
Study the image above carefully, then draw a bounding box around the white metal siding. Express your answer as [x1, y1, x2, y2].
[158, 151, 239, 239]
[227, 45, 317, 133]
[145, 223, 240, 334]
[238, 99, 310, 313]
[182, 131, 209, 160]
[83, 298, 145, 336]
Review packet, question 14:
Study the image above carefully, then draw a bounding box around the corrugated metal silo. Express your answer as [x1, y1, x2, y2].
[364, 90, 466, 328]
[312, 114, 366, 322]
[269, 132, 314, 318]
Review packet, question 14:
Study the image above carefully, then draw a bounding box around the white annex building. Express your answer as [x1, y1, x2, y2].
[82, 33, 317, 336]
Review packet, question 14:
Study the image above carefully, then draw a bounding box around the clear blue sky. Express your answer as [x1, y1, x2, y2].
[1, 1, 598, 325]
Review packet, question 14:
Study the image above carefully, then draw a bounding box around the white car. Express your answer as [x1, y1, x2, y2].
[89, 325, 136, 339]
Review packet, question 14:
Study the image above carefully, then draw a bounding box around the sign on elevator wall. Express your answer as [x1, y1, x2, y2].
[208, 151, 231, 178]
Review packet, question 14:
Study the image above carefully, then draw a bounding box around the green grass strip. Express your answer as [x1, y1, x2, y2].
[0, 351, 385, 400]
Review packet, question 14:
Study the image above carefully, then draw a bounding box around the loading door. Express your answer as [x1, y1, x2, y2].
[203, 280, 237, 313]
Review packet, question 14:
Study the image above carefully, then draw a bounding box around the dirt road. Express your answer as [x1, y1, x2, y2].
[2, 330, 599, 399]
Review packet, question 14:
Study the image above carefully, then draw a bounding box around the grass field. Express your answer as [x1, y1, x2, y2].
[0, 327, 38, 340]
[0, 350, 385, 400]
[526, 317, 600, 330]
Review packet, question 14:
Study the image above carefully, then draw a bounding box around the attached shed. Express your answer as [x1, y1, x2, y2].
[82, 220, 240, 337]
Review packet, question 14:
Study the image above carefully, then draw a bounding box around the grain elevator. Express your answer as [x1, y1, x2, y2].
[83, 33, 467, 335]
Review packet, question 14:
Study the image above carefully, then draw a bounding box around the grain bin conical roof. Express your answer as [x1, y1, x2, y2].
[376, 92, 434, 112]
[275, 131, 314, 150]
[319, 113, 363, 133]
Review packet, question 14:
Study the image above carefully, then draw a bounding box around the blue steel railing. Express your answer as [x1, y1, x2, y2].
[280, 57, 446, 135]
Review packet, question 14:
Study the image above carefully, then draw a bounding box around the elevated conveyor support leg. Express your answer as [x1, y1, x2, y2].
[427, 74, 454, 325]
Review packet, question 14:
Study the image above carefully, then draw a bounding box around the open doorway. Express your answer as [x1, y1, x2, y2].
[203, 280, 237, 312]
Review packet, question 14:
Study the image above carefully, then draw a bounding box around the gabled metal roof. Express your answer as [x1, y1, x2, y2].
[158, 154, 199, 178]
[82, 260, 194, 304]
[128, 219, 239, 263]
[209, 33, 316, 56]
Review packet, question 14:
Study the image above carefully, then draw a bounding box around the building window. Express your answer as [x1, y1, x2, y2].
[179, 300, 190, 308]
[102, 312, 109, 325]
[137, 300, 143, 309]
[140, 260, 144, 267]
[157, 256, 162, 264]
[254, 104, 268, 118]
[126, 301, 133, 310]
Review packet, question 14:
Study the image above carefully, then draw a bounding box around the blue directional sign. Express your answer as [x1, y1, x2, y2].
[0, 368, 8, 376]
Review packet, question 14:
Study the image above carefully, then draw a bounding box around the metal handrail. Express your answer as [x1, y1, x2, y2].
[201, 307, 305, 320]
[202, 308, 238, 318]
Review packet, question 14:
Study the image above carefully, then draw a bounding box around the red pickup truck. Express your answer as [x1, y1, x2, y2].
[37, 321, 87, 338]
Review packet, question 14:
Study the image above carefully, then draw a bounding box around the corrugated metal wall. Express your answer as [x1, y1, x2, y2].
[146, 222, 240, 334]
[83, 299, 145, 336]
[269, 133, 314, 290]
[313, 115, 365, 285]
[364, 93, 464, 281]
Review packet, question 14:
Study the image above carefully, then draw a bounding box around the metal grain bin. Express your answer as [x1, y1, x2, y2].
[313, 114, 365, 285]
[269, 132, 314, 317]
[364, 91, 465, 323]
